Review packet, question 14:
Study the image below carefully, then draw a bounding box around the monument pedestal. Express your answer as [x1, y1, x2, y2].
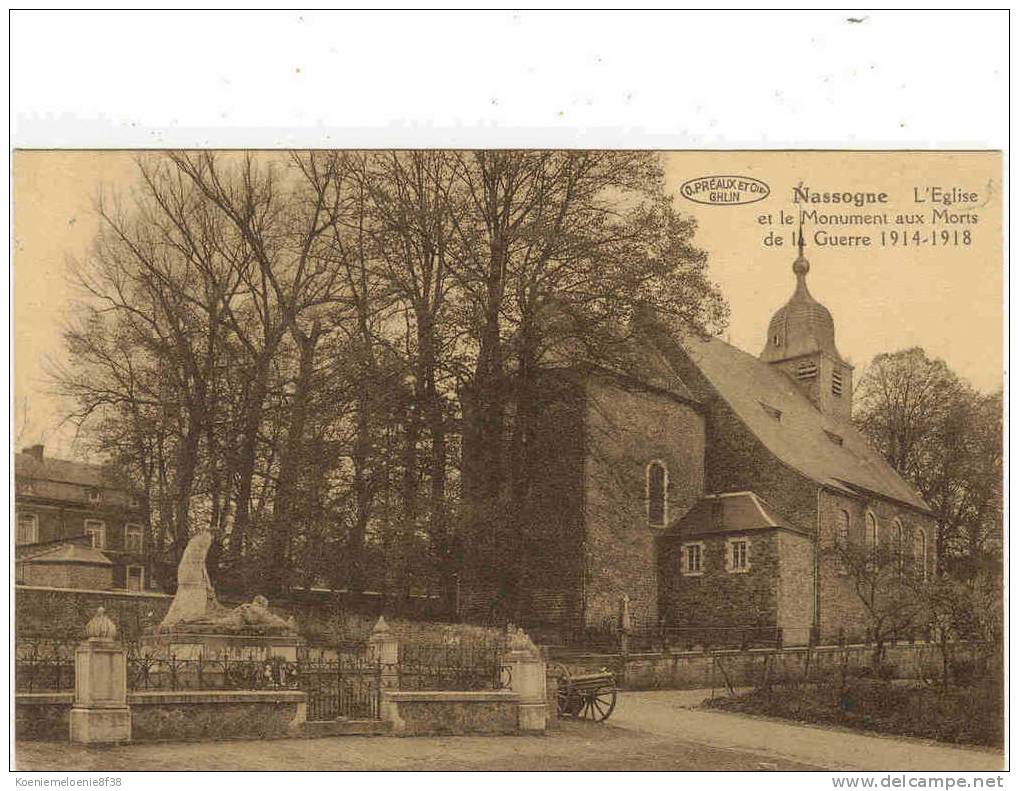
[138, 631, 305, 660]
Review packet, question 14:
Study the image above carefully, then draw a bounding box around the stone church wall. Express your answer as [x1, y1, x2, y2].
[582, 375, 704, 630]
[656, 339, 820, 535]
[776, 529, 815, 645]
[817, 489, 937, 644]
[662, 531, 780, 634]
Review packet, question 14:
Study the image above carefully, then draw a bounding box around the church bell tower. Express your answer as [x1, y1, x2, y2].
[760, 233, 853, 422]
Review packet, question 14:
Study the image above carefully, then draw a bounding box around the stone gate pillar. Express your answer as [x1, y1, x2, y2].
[368, 616, 400, 690]
[502, 627, 547, 732]
[69, 608, 131, 744]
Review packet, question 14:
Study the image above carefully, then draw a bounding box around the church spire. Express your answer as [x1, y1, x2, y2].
[793, 221, 809, 281]
[760, 225, 842, 365]
[760, 226, 852, 421]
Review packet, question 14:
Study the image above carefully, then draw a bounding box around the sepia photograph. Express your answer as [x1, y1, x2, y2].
[7, 9, 1008, 784]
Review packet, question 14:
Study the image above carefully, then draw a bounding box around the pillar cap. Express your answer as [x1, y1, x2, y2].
[85, 607, 118, 641]
[370, 615, 392, 638]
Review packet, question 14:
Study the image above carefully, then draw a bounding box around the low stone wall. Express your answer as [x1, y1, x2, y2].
[15, 693, 73, 741]
[15, 690, 307, 743]
[556, 642, 962, 691]
[129, 690, 306, 742]
[380, 690, 520, 736]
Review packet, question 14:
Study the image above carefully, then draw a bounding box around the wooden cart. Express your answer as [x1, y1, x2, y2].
[550, 663, 618, 722]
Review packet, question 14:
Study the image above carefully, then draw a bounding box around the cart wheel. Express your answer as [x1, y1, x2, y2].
[581, 685, 617, 722]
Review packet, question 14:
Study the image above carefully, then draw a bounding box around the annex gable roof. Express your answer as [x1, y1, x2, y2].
[671, 491, 808, 537]
[678, 334, 929, 512]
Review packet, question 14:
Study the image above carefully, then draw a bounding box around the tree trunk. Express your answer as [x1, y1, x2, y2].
[347, 380, 373, 592]
[266, 324, 321, 594]
[227, 361, 269, 565]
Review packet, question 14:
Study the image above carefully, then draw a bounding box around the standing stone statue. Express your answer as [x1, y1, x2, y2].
[159, 530, 221, 630]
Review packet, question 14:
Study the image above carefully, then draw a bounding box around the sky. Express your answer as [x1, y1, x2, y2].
[12, 150, 1003, 460]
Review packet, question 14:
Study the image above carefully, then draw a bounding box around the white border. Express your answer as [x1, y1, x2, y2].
[6, 8, 1010, 787]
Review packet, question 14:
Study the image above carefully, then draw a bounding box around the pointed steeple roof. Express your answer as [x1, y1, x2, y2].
[760, 230, 844, 363]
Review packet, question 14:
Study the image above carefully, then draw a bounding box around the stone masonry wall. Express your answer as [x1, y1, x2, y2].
[129, 691, 305, 742]
[20, 563, 114, 591]
[662, 531, 779, 632]
[582, 374, 705, 630]
[648, 328, 821, 537]
[380, 691, 519, 736]
[776, 530, 815, 645]
[16, 586, 173, 640]
[817, 489, 937, 643]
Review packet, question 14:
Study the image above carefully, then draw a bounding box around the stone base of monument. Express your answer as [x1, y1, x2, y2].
[70, 705, 132, 743]
[138, 632, 305, 661]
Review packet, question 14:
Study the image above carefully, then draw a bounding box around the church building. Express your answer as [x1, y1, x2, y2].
[462, 241, 936, 646]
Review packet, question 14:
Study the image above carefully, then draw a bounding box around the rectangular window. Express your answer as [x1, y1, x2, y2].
[87, 487, 103, 505]
[727, 538, 750, 572]
[681, 542, 704, 575]
[126, 565, 144, 592]
[16, 514, 38, 545]
[125, 524, 144, 553]
[84, 519, 106, 549]
[16, 563, 26, 584]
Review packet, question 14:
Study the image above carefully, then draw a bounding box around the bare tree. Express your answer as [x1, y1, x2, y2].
[854, 348, 1003, 576]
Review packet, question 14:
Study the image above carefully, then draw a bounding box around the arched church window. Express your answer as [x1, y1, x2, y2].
[892, 519, 905, 572]
[646, 461, 668, 528]
[865, 511, 878, 548]
[835, 510, 850, 548]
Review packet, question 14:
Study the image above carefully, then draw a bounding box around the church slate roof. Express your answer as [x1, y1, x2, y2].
[672, 491, 808, 537]
[679, 334, 930, 512]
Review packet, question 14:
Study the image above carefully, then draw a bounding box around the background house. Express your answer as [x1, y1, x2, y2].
[14, 445, 154, 592]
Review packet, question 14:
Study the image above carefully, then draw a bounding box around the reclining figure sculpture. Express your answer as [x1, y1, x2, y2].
[158, 530, 297, 636]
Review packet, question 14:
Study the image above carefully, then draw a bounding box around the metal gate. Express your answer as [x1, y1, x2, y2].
[298, 651, 381, 721]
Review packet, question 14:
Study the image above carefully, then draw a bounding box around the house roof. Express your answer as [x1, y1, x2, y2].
[679, 334, 929, 512]
[20, 542, 113, 566]
[16, 534, 93, 561]
[15, 452, 109, 488]
[671, 491, 807, 537]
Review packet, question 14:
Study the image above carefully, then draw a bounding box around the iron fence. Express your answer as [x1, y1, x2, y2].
[297, 648, 382, 720]
[16, 635, 501, 720]
[126, 649, 299, 691]
[397, 641, 508, 691]
[15, 638, 77, 692]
